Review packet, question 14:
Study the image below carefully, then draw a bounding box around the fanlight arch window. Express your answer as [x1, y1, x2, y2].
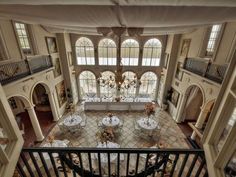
[98, 38, 117, 65]
[76, 37, 95, 65]
[139, 72, 157, 99]
[100, 71, 116, 99]
[121, 39, 139, 66]
[79, 71, 97, 99]
[120, 71, 137, 98]
[142, 38, 162, 66]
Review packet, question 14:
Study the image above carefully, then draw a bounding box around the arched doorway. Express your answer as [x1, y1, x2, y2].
[31, 84, 56, 141]
[182, 85, 204, 122]
[8, 95, 44, 147]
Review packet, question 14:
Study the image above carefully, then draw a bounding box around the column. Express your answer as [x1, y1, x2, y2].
[190, 107, 209, 140]
[26, 106, 44, 141]
[175, 93, 188, 123]
[135, 77, 141, 98]
[47, 90, 59, 122]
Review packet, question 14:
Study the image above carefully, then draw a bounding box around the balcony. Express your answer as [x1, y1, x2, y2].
[184, 58, 228, 84]
[16, 147, 208, 177]
[0, 55, 53, 85]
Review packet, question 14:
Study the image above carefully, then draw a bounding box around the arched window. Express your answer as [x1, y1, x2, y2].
[121, 39, 139, 66]
[75, 37, 95, 65]
[98, 38, 117, 65]
[142, 38, 162, 66]
[99, 71, 116, 99]
[120, 71, 137, 98]
[139, 72, 157, 99]
[79, 71, 97, 98]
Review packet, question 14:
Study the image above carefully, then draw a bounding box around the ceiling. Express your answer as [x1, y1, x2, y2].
[0, 0, 236, 35]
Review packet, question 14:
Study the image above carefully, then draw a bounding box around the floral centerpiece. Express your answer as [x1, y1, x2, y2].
[96, 128, 114, 145]
[107, 112, 114, 122]
[145, 103, 156, 124]
[48, 135, 55, 144]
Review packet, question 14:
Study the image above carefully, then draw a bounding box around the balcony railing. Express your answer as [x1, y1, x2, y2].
[16, 147, 208, 177]
[0, 55, 52, 85]
[184, 58, 228, 84]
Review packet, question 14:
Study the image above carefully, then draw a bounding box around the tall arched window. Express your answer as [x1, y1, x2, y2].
[75, 37, 95, 65]
[142, 38, 162, 66]
[79, 71, 97, 98]
[139, 72, 157, 99]
[98, 38, 117, 65]
[121, 39, 139, 66]
[120, 71, 137, 98]
[100, 71, 116, 98]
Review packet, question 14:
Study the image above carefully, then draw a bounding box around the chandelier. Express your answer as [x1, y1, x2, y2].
[97, 63, 140, 91]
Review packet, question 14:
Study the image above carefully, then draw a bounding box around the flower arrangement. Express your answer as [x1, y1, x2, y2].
[145, 103, 156, 117]
[96, 128, 114, 144]
[107, 112, 113, 118]
[48, 135, 55, 144]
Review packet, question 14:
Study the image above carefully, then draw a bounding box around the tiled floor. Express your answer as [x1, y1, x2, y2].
[42, 105, 189, 149]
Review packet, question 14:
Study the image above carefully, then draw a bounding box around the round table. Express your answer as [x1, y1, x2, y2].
[102, 116, 120, 127]
[137, 118, 158, 130]
[95, 141, 120, 163]
[63, 115, 82, 127]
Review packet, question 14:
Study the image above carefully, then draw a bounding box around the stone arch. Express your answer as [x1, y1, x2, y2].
[30, 81, 58, 121]
[7, 94, 32, 108]
[180, 84, 205, 122]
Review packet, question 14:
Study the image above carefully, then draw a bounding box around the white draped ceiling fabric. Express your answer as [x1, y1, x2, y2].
[0, 0, 236, 35]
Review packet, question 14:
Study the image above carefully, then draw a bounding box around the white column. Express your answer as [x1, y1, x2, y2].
[176, 93, 188, 123]
[47, 90, 59, 122]
[26, 106, 44, 141]
[190, 107, 209, 140]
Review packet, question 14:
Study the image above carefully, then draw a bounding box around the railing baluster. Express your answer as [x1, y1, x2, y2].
[69, 153, 77, 177]
[186, 154, 199, 177]
[117, 153, 120, 177]
[161, 153, 169, 177]
[195, 158, 206, 177]
[108, 152, 111, 177]
[20, 153, 35, 177]
[126, 153, 130, 176]
[58, 152, 68, 177]
[38, 152, 51, 177]
[144, 153, 150, 177]
[153, 153, 160, 177]
[135, 153, 140, 177]
[169, 154, 179, 177]
[178, 154, 189, 177]
[48, 152, 60, 177]
[17, 162, 27, 177]
[29, 152, 43, 177]
[77, 152, 84, 177]
[98, 153, 102, 177]
[88, 153, 94, 177]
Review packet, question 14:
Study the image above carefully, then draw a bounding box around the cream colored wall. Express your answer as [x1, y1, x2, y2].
[0, 19, 21, 59]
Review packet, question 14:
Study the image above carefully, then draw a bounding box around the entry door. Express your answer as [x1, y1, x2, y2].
[0, 85, 24, 177]
[203, 44, 236, 177]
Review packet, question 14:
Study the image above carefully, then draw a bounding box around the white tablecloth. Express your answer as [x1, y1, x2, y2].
[137, 118, 158, 130]
[102, 116, 120, 127]
[63, 115, 82, 127]
[95, 141, 120, 163]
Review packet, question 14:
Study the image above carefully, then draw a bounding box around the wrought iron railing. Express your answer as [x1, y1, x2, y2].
[16, 147, 208, 177]
[184, 58, 228, 84]
[0, 55, 52, 85]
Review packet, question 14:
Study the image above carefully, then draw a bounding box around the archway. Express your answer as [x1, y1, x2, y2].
[7, 95, 44, 147]
[31, 84, 56, 140]
[182, 85, 204, 122]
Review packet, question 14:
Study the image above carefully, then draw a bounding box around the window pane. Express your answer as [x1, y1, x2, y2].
[217, 105, 236, 151]
[76, 37, 95, 65]
[121, 39, 139, 66]
[206, 24, 222, 55]
[142, 38, 162, 66]
[79, 71, 97, 98]
[139, 72, 157, 99]
[225, 150, 236, 177]
[98, 38, 116, 65]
